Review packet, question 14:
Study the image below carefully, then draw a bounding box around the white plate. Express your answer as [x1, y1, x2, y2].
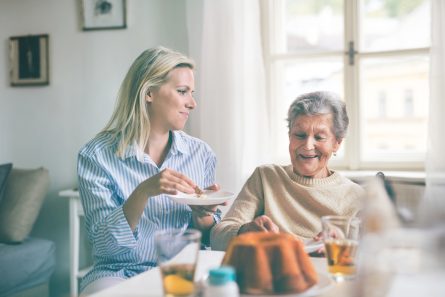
[303, 239, 324, 254]
[167, 190, 234, 206]
[240, 273, 333, 297]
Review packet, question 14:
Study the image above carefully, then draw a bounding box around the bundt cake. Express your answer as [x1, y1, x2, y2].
[221, 232, 319, 294]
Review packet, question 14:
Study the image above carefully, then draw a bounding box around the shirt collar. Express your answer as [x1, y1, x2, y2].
[169, 131, 189, 156]
[122, 131, 189, 161]
[122, 142, 139, 160]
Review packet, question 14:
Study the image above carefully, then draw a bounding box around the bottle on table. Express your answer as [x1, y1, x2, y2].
[204, 266, 239, 297]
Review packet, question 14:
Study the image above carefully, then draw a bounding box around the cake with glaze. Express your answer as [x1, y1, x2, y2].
[221, 232, 318, 294]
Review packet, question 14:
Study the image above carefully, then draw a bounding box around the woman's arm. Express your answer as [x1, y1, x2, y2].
[210, 167, 266, 250]
[123, 168, 196, 231]
[78, 153, 137, 256]
[78, 153, 197, 256]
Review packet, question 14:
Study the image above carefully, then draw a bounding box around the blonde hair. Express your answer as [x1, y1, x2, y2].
[101, 46, 195, 157]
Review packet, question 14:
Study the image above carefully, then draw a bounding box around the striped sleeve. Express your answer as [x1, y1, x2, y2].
[77, 152, 138, 256]
[204, 145, 217, 188]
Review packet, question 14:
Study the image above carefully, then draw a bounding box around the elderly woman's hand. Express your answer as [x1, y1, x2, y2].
[238, 215, 280, 234]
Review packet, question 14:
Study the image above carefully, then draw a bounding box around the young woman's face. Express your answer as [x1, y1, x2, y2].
[146, 67, 196, 132]
[288, 114, 342, 178]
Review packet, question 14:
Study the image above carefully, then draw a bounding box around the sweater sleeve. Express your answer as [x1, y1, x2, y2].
[210, 167, 265, 250]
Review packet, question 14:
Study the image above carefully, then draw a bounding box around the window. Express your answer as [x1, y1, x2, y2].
[404, 89, 414, 117]
[378, 91, 387, 118]
[263, 0, 430, 169]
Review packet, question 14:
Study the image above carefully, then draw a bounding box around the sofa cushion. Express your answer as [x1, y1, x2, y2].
[0, 163, 12, 204]
[0, 237, 56, 297]
[0, 167, 50, 243]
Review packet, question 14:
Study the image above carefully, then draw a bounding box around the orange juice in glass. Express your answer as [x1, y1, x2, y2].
[155, 228, 201, 297]
[322, 216, 361, 281]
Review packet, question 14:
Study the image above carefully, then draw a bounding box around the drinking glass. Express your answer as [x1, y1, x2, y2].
[155, 228, 202, 297]
[321, 215, 361, 282]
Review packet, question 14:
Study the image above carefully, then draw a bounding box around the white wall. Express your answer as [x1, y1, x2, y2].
[0, 0, 188, 296]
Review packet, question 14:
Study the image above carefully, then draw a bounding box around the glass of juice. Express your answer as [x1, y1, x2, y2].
[155, 228, 201, 297]
[321, 215, 361, 282]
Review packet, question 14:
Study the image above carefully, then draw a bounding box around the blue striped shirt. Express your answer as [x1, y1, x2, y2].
[77, 130, 216, 291]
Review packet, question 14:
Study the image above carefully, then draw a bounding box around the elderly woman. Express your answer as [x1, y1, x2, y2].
[211, 91, 363, 250]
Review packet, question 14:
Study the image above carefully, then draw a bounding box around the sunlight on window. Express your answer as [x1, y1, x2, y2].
[360, 55, 429, 159]
[267, 0, 430, 168]
[361, 0, 430, 52]
[283, 0, 344, 53]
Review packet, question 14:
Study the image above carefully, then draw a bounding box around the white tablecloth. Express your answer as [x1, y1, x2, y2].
[87, 250, 444, 297]
[88, 250, 225, 297]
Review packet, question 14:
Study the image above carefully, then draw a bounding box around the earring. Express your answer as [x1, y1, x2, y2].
[333, 152, 337, 156]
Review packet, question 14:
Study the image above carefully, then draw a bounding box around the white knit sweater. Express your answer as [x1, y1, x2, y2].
[210, 164, 364, 251]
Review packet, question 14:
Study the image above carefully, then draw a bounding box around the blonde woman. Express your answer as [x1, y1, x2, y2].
[77, 47, 221, 295]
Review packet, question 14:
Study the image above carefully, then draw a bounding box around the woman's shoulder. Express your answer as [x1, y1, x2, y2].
[255, 163, 287, 171]
[333, 171, 361, 184]
[79, 132, 117, 157]
[333, 171, 365, 192]
[174, 131, 214, 152]
[251, 164, 289, 177]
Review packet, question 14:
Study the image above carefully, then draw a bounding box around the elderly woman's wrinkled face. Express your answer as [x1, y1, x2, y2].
[289, 114, 341, 178]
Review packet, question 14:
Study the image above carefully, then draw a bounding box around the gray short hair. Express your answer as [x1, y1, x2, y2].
[287, 91, 349, 139]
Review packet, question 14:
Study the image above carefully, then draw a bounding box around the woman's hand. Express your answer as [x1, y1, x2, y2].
[124, 168, 197, 231]
[190, 183, 224, 227]
[190, 183, 222, 216]
[238, 215, 280, 234]
[313, 231, 323, 242]
[310, 231, 325, 255]
[190, 183, 224, 245]
[143, 168, 197, 197]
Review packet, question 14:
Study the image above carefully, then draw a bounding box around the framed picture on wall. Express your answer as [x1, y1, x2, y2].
[9, 34, 49, 86]
[81, 0, 127, 31]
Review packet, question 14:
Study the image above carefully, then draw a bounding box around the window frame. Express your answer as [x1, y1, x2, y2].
[261, 0, 430, 170]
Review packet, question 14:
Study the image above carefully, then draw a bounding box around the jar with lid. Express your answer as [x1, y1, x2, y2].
[203, 266, 239, 297]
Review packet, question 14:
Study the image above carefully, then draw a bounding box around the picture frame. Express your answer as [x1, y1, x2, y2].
[81, 0, 127, 31]
[9, 34, 49, 86]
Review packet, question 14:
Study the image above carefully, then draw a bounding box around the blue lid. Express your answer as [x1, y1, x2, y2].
[208, 266, 236, 285]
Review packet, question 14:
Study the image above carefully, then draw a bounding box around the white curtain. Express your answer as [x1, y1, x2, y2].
[186, 0, 270, 194]
[423, 0, 445, 225]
